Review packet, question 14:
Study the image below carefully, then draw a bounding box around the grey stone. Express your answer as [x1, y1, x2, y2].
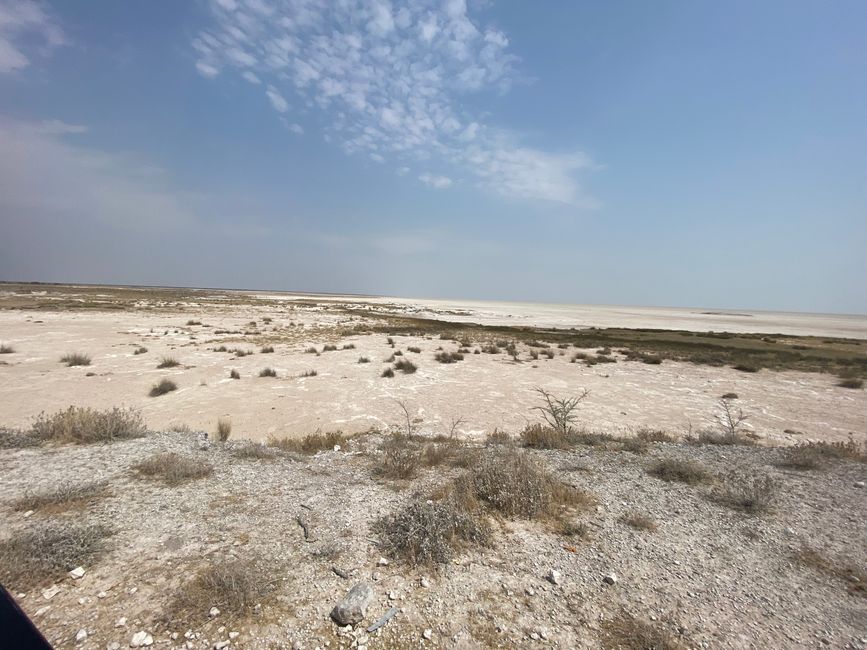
[330, 583, 374, 626]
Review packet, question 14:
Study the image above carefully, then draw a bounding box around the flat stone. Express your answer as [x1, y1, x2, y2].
[130, 631, 153, 647]
[68, 567, 86, 580]
[330, 583, 374, 626]
[42, 586, 61, 600]
[603, 573, 618, 585]
[75, 629, 87, 642]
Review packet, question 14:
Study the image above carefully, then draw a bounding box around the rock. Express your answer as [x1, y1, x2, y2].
[525, 586, 535, 596]
[546, 570, 562, 586]
[108, 643, 121, 650]
[23, 510, 34, 518]
[229, 632, 239, 640]
[420, 577, 430, 588]
[116, 617, 127, 627]
[213, 642, 230, 649]
[377, 557, 389, 566]
[530, 632, 540, 640]
[209, 606, 220, 618]
[130, 631, 153, 647]
[388, 591, 398, 600]
[42, 586, 61, 600]
[855, 481, 865, 488]
[422, 629, 433, 640]
[75, 629, 87, 642]
[603, 573, 618, 585]
[330, 583, 374, 626]
[35, 606, 50, 616]
[333, 444, 341, 452]
[98, 591, 108, 599]
[68, 567, 86, 580]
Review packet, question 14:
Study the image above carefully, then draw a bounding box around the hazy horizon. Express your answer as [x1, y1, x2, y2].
[1, 1, 865, 315]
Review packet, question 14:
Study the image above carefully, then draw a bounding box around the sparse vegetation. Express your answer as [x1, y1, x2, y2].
[407, 346, 421, 353]
[61, 352, 91, 367]
[260, 345, 275, 353]
[621, 511, 658, 532]
[232, 443, 278, 460]
[648, 458, 711, 484]
[711, 470, 777, 514]
[636, 427, 676, 443]
[600, 611, 683, 650]
[134, 346, 148, 355]
[793, 546, 867, 599]
[342, 343, 356, 350]
[150, 378, 178, 396]
[323, 344, 338, 352]
[299, 369, 317, 377]
[134, 452, 213, 485]
[12, 481, 110, 513]
[259, 367, 277, 377]
[532, 387, 590, 435]
[381, 367, 395, 378]
[837, 377, 863, 389]
[434, 351, 464, 363]
[0, 522, 114, 590]
[216, 418, 232, 442]
[358, 356, 370, 363]
[229, 369, 240, 379]
[0, 343, 15, 353]
[305, 346, 319, 354]
[157, 356, 180, 368]
[374, 434, 421, 480]
[30, 406, 147, 444]
[394, 358, 417, 374]
[778, 439, 865, 469]
[268, 431, 346, 454]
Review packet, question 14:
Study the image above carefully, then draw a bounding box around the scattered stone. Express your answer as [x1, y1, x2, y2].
[525, 586, 535, 596]
[330, 583, 374, 626]
[214, 642, 230, 649]
[420, 577, 430, 588]
[209, 606, 220, 618]
[35, 606, 50, 616]
[546, 569, 562, 586]
[130, 631, 153, 647]
[388, 590, 398, 600]
[75, 629, 87, 642]
[423, 629, 433, 640]
[603, 573, 618, 585]
[108, 643, 121, 650]
[98, 591, 108, 599]
[23, 510, 34, 518]
[116, 617, 127, 627]
[855, 481, 865, 489]
[229, 632, 239, 640]
[68, 567, 86, 580]
[377, 557, 389, 566]
[42, 586, 61, 600]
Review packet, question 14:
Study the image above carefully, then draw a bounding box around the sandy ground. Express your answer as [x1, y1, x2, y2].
[0, 300, 865, 444]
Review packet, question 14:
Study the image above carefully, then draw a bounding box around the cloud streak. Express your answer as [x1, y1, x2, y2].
[192, 0, 596, 205]
[0, 0, 65, 73]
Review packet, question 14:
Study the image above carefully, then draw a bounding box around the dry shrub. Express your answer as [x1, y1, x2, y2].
[260, 345, 275, 353]
[30, 406, 146, 444]
[521, 423, 571, 449]
[837, 377, 863, 389]
[229, 369, 241, 379]
[434, 351, 464, 364]
[149, 378, 178, 397]
[0, 522, 113, 590]
[374, 435, 421, 480]
[157, 356, 180, 368]
[216, 418, 232, 442]
[0, 426, 42, 449]
[381, 367, 395, 378]
[165, 559, 273, 624]
[268, 431, 346, 454]
[422, 439, 464, 467]
[259, 367, 277, 377]
[711, 471, 777, 514]
[794, 547, 866, 599]
[0, 343, 14, 353]
[559, 520, 590, 538]
[779, 440, 865, 470]
[620, 437, 649, 455]
[375, 497, 492, 565]
[636, 428, 676, 443]
[648, 458, 710, 485]
[407, 346, 421, 353]
[621, 511, 658, 532]
[60, 352, 91, 367]
[322, 344, 338, 352]
[134, 452, 213, 485]
[13, 481, 110, 513]
[600, 611, 684, 649]
[485, 429, 513, 446]
[232, 443, 279, 460]
[394, 358, 417, 374]
[467, 449, 594, 520]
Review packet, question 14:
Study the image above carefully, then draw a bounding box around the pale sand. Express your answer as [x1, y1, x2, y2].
[0, 294, 864, 444]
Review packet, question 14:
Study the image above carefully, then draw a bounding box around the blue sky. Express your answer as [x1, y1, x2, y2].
[0, 0, 865, 314]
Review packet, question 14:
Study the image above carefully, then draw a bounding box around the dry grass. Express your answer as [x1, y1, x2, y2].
[216, 418, 232, 442]
[485, 429, 513, 446]
[711, 471, 777, 514]
[521, 423, 573, 449]
[0, 522, 113, 590]
[778, 439, 865, 470]
[164, 559, 273, 624]
[232, 443, 279, 460]
[229, 369, 241, 379]
[374, 434, 421, 480]
[648, 458, 711, 484]
[30, 406, 147, 444]
[636, 428, 676, 443]
[837, 377, 864, 389]
[259, 367, 277, 377]
[60, 352, 91, 366]
[12, 481, 111, 514]
[0, 343, 14, 353]
[0, 426, 41, 449]
[157, 356, 180, 368]
[134, 452, 213, 485]
[621, 511, 658, 532]
[268, 431, 346, 454]
[600, 611, 684, 649]
[794, 547, 867, 599]
[394, 358, 418, 374]
[149, 378, 178, 396]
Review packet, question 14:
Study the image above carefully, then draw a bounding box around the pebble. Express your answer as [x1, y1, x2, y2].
[23, 510, 34, 518]
[68, 567, 86, 580]
[75, 629, 87, 642]
[229, 632, 239, 639]
[209, 606, 221, 618]
[98, 591, 108, 599]
[420, 577, 430, 588]
[213, 642, 230, 649]
[546, 569, 562, 586]
[130, 631, 153, 647]
[388, 591, 398, 600]
[525, 586, 535, 596]
[116, 617, 127, 627]
[108, 643, 121, 650]
[603, 573, 618, 585]
[377, 557, 389, 566]
[42, 586, 61, 600]
[422, 629, 433, 640]
[855, 481, 865, 489]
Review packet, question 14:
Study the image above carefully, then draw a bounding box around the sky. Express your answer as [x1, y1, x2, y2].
[0, 0, 865, 314]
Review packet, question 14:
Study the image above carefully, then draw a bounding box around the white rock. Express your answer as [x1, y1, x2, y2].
[388, 591, 398, 600]
[855, 481, 865, 488]
[68, 567, 86, 580]
[209, 606, 221, 618]
[184, 630, 194, 639]
[116, 617, 127, 627]
[23, 510, 34, 518]
[130, 631, 153, 647]
[108, 643, 121, 650]
[75, 629, 87, 642]
[377, 557, 389, 566]
[229, 632, 239, 640]
[333, 444, 341, 452]
[420, 577, 430, 588]
[213, 642, 230, 649]
[98, 591, 108, 599]
[546, 569, 562, 586]
[422, 629, 433, 640]
[42, 586, 61, 600]
[530, 632, 540, 640]
[525, 587, 535, 596]
[603, 573, 618, 585]
[35, 606, 50, 616]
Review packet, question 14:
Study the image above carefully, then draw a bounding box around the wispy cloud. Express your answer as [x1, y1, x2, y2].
[192, 0, 596, 205]
[0, 0, 65, 73]
[418, 172, 452, 189]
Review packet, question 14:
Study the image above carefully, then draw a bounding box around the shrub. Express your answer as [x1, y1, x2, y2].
[134, 453, 213, 485]
[323, 344, 338, 352]
[711, 471, 777, 514]
[150, 379, 178, 396]
[165, 559, 272, 624]
[342, 343, 356, 350]
[696, 398, 754, 445]
[621, 511, 658, 532]
[260, 345, 275, 353]
[305, 346, 319, 354]
[186, 320, 201, 326]
[299, 369, 317, 377]
[229, 369, 240, 379]
[532, 387, 589, 434]
[269, 431, 346, 454]
[486, 429, 513, 446]
[778, 439, 865, 469]
[407, 346, 421, 353]
[521, 423, 572, 449]
[358, 356, 370, 364]
[134, 346, 148, 355]
[233, 349, 253, 357]
[733, 363, 758, 373]
[232, 443, 278, 460]
[648, 458, 710, 484]
[0, 343, 14, 354]
[157, 356, 180, 368]
[31, 406, 147, 443]
[259, 367, 277, 377]
[393, 350, 403, 356]
[12, 481, 110, 513]
[0, 427, 41, 449]
[0, 522, 113, 590]
[636, 428, 676, 443]
[394, 358, 417, 374]
[720, 392, 738, 399]
[374, 435, 421, 480]
[214, 345, 228, 352]
[61, 352, 91, 367]
[600, 612, 683, 650]
[481, 344, 500, 354]
[216, 418, 232, 442]
[620, 437, 649, 454]
[434, 351, 464, 364]
[838, 377, 864, 389]
[381, 367, 395, 378]
[375, 498, 492, 566]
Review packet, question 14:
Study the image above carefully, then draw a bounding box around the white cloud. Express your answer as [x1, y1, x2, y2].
[419, 172, 452, 189]
[265, 85, 288, 112]
[287, 122, 304, 135]
[242, 70, 261, 84]
[192, 0, 596, 205]
[35, 119, 87, 135]
[0, 0, 66, 73]
[370, 152, 385, 163]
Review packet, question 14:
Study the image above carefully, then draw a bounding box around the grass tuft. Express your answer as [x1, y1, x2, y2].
[31, 406, 146, 444]
[134, 452, 213, 485]
[12, 481, 111, 514]
[216, 418, 232, 442]
[268, 431, 346, 454]
[157, 356, 180, 368]
[259, 367, 277, 377]
[61, 352, 91, 367]
[648, 458, 711, 484]
[149, 378, 178, 396]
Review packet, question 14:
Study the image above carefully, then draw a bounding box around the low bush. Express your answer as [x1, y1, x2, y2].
[268, 431, 346, 454]
[407, 346, 421, 353]
[394, 358, 417, 374]
[381, 367, 395, 378]
[358, 356, 370, 364]
[216, 418, 232, 442]
[636, 428, 676, 443]
[229, 369, 241, 379]
[260, 345, 275, 353]
[150, 379, 178, 396]
[134, 452, 213, 485]
[31, 406, 147, 444]
[157, 356, 180, 369]
[259, 367, 277, 377]
[323, 344, 338, 352]
[60, 352, 91, 367]
[134, 346, 148, 355]
[837, 377, 864, 389]
[648, 458, 711, 484]
[374, 435, 421, 480]
[12, 481, 110, 513]
[342, 343, 356, 350]
[778, 439, 865, 469]
[434, 351, 464, 364]
[0, 343, 14, 354]
[621, 511, 658, 531]
[299, 369, 317, 377]
[711, 471, 777, 514]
